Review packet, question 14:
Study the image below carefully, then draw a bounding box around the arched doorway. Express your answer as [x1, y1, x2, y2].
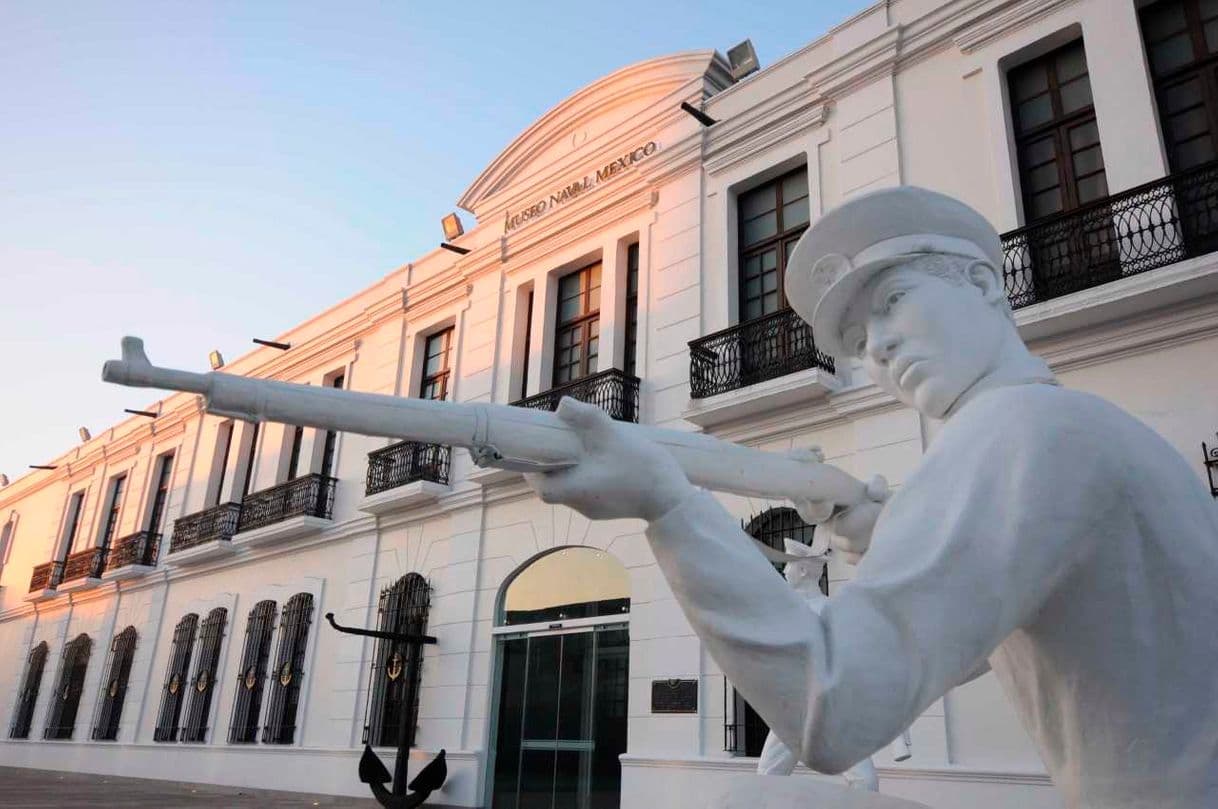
[489, 547, 630, 809]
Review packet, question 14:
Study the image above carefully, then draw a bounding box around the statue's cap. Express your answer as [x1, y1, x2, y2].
[785, 185, 1003, 358]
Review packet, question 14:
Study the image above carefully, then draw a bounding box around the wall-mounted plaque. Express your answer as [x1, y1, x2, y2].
[651, 678, 698, 713]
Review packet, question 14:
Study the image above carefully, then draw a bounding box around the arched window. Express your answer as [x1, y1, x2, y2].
[9, 641, 48, 739]
[92, 626, 137, 741]
[727, 507, 825, 757]
[263, 591, 315, 744]
[500, 546, 630, 626]
[44, 634, 92, 740]
[155, 613, 198, 742]
[228, 600, 277, 744]
[182, 607, 228, 743]
[365, 573, 430, 748]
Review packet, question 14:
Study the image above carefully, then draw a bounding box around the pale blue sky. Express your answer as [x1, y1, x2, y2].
[0, 0, 871, 479]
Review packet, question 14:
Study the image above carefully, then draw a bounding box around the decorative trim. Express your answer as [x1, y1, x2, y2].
[951, 0, 1081, 54]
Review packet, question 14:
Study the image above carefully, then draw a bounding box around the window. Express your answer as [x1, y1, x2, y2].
[263, 592, 315, 744]
[500, 547, 631, 626]
[181, 607, 228, 743]
[725, 508, 823, 757]
[0, 513, 16, 580]
[1141, 0, 1218, 171]
[738, 166, 810, 322]
[211, 421, 235, 506]
[9, 642, 48, 739]
[1009, 39, 1108, 220]
[624, 243, 640, 379]
[229, 600, 277, 744]
[154, 613, 199, 742]
[520, 291, 534, 398]
[240, 423, 259, 497]
[60, 491, 86, 557]
[285, 425, 304, 481]
[553, 263, 601, 385]
[319, 374, 346, 478]
[420, 329, 453, 401]
[365, 574, 430, 748]
[92, 626, 137, 741]
[146, 452, 175, 534]
[99, 474, 127, 551]
[44, 634, 92, 740]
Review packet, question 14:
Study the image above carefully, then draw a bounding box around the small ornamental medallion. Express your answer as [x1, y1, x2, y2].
[168, 673, 181, 695]
[386, 651, 404, 682]
[244, 666, 257, 690]
[109, 679, 119, 698]
[196, 670, 210, 693]
[279, 660, 293, 687]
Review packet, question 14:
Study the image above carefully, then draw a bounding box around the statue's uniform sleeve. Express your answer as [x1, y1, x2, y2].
[644, 396, 1111, 773]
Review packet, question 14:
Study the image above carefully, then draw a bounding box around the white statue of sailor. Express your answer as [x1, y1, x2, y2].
[525, 186, 1218, 809]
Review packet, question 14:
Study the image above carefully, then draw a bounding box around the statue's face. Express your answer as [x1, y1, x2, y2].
[838, 263, 1007, 418]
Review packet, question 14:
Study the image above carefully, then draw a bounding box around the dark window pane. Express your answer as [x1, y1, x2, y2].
[1059, 76, 1093, 113]
[1176, 133, 1218, 167]
[760, 249, 777, 272]
[739, 186, 776, 220]
[1069, 119, 1100, 150]
[1017, 95, 1054, 131]
[1163, 76, 1205, 113]
[1055, 42, 1088, 81]
[1076, 172, 1109, 204]
[1021, 136, 1057, 167]
[741, 254, 761, 281]
[1150, 34, 1195, 74]
[743, 299, 762, 321]
[1206, 19, 1218, 52]
[1169, 104, 1212, 140]
[1203, 0, 1218, 22]
[762, 271, 778, 293]
[558, 296, 580, 323]
[780, 170, 808, 203]
[1010, 64, 1048, 101]
[1027, 161, 1061, 193]
[782, 197, 810, 228]
[1142, 1, 1187, 43]
[1072, 145, 1105, 178]
[1030, 187, 1063, 219]
[742, 211, 778, 246]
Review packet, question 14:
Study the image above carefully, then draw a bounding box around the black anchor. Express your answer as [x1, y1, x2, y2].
[325, 612, 444, 807]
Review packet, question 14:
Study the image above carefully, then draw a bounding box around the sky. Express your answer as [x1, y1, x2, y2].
[0, 0, 872, 480]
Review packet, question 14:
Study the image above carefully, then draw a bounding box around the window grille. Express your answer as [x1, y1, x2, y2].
[92, 626, 137, 741]
[9, 641, 48, 739]
[228, 600, 277, 744]
[262, 592, 315, 744]
[181, 607, 228, 743]
[43, 634, 92, 740]
[364, 573, 430, 748]
[154, 613, 199, 742]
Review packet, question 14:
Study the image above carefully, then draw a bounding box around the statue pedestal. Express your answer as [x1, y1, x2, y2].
[710, 775, 931, 809]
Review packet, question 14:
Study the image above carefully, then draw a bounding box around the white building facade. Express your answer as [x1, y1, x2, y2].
[2, 2, 1217, 807]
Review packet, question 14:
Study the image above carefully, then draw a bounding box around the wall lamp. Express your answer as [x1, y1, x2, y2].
[253, 338, 291, 351]
[440, 212, 470, 254]
[680, 101, 717, 127]
[209, 350, 225, 370]
[0, 474, 8, 487]
[78, 427, 92, 442]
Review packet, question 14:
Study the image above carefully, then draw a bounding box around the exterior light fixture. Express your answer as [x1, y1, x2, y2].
[78, 427, 92, 442]
[441, 212, 464, 241]
[209, 350, 225, 370]
[29, 465, 57, 471]
[0, 474, 9, 487]
[726, 39, 760, 81]
[680, 101, 717, 127]
[439, 242, 470, 255]
[253, 338, 291, 350]
[124, 408, 158, 419]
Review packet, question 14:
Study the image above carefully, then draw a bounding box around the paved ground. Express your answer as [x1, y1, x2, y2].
[0, 766, 385, 808]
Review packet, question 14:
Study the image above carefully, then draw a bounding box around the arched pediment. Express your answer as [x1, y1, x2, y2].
[458, 49, 732, 219]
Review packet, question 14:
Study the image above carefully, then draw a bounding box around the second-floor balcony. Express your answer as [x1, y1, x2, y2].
[688, 307, 836, 400]
[235, 473, 337, 538]
[1002, 160, 1218, 312]
[169, 502, 242, 562]
[512, 368, 641, 422]
[103, 530, 161, 579]
[59, 546, 108, 591]
[27, 560, 64, 598]
[359, 441, 452, 514]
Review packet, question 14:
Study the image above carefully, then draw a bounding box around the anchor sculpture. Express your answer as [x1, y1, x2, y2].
[324, 612, 446, 807]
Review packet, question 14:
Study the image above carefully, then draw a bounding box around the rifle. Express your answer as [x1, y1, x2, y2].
[102, 337, 884, 555]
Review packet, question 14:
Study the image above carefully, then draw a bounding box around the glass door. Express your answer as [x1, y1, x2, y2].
[492, 626, 628, 809]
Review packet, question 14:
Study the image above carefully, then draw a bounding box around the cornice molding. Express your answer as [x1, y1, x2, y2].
[950, 0, 1081, 54]
[806, 26, 902, 101]
[704, 84, 828, 176]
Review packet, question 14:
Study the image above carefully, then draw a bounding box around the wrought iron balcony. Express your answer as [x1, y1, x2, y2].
[28, 560, 64, 593]
[61, 546, 108, 583]
[105, 530, 161, 570]
[237, 473, 337, 534]
[512, 368, 640, 422]
[1002, 160, 1218, 309]
[170, 502, 242, 555]
[688, 307, 836, 399]
[366, 441, 450, 496]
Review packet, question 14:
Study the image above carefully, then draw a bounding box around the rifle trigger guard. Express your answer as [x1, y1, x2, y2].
[469, 444, 574, 474]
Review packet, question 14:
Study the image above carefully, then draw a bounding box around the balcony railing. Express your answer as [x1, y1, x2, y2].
[237, 473, 337, 534]
[512, 368, 640, 422]
[28, 560, 64, 593]
[170, 502, 242, 555]
[688, 307, 836, 399]
[105, 530, 161, 570]
[61, 546, 108, 583]
[366, 441, 451, 496]
[1002, 160, 1218, 309]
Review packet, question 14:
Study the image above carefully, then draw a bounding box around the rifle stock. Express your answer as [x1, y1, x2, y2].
[102, 337, 875, 527]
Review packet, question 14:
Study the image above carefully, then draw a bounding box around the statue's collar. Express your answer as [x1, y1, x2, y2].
[942, 356, 1059, 420]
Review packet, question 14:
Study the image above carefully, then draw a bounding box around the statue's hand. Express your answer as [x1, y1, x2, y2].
[524, 397, 696, 522]
[794, 475, 888, 565]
